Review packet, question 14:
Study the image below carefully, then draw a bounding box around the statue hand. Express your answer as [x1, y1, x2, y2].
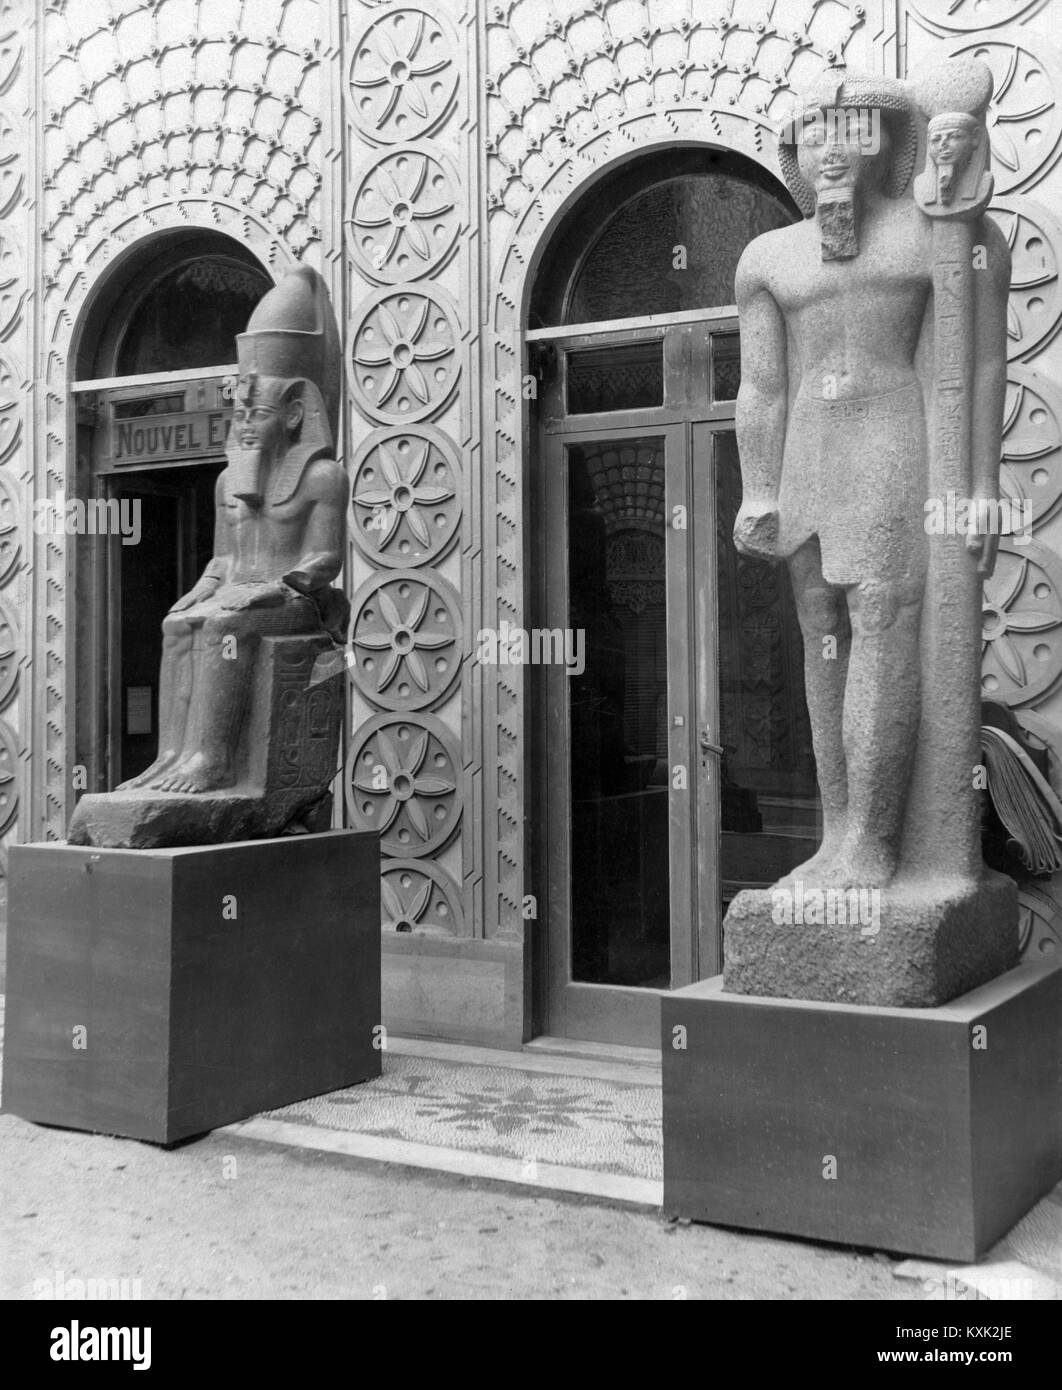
[169, 585, 213, 614]
[733, 505, 780, 563]
[220, 580, 291, 611]
[966, 526, 1000, 579]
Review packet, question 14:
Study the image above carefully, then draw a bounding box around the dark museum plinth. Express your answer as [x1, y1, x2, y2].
[661, 964, 1062, 1261]
[1, 831, 381, 1144]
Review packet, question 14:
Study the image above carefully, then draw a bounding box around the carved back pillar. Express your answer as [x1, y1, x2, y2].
[902, 1, 1062, 950]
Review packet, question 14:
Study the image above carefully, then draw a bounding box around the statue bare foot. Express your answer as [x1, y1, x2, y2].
[117, 749, 181, 791]
[777, 829, 846, 887]
[152, 752, 235, 794]
[817, 834, 897, 890]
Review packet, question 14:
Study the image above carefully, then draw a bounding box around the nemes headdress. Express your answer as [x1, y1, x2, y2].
[777, 67, 918, 217]
[236, 264, 341, 450]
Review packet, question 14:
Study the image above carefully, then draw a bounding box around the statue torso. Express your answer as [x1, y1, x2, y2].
[759, 202, 934, 401]
[218, 459, 334, 585]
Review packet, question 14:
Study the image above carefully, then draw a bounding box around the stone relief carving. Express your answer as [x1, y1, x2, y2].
[348, 568, 462, 712]
[999, 365, 1062, 527]
[908, 0, 1050, 35]
[346, 711, 461, 859]
[382, 857, 467, 938]
[349, 145, 461, 284]
[990, 199, 1062, 360]
[945, 38, 1062, 196]
[349, 6, 459, 146]
[351, 425, 461, 568]
[350, 285, 461, 425]
[981, 537, 1062, 708]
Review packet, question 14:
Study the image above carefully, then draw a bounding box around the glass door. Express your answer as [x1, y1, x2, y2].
[533, 314, 819, 1046]
[542, 422, 697, 1044]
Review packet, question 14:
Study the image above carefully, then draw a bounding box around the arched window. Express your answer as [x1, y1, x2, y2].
[115, 256, 273, 377]
[76, 231, 271, 383]
[529, 147, 798, 329]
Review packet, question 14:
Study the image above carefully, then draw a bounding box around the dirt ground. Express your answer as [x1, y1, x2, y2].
[1, 1112, 923, 1300]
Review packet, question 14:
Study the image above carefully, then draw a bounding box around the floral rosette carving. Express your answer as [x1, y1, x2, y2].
[381, 858, 465, 937]
[350, 146, 460, 283]
[351, 286, 460, 425]
[998, 366, 1062, 528]
[981, 538, 1062, 707]
[0, 716, 17, 835]
[949, 40, 1062, 195]
[349, 569, 462, 711]
[351, 425, 461, 567]
[349, 7, 459, 145]
[0, 468, 19, 583]
[0, 594, 19, 709]
[346, 712, 461, 857]
[990, 200, 1062, 362]
[0, 349, 20, 464]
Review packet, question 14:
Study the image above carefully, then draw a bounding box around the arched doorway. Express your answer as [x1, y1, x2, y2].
[529, 150, 820, 1045]
[70, 233, 272, 792]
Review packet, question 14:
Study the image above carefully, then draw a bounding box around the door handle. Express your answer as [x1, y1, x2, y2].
[699, 727, 723, 758]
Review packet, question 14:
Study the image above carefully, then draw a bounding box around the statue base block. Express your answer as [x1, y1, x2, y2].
[723, 872, 1018, 1007]
[661, 964, 1062, 1261]
[1, 832, 381, 1144]
[67, 786, 333, 851]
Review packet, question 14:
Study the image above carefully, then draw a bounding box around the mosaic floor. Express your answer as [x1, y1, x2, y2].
[260, 1049, 662, 1183]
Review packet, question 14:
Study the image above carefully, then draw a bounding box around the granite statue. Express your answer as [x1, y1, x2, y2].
[723, 61, 1019, 1006]
[69, 265, 349, 849]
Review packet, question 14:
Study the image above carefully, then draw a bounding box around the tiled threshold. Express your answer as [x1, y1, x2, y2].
[221, 1033, 664, 1208]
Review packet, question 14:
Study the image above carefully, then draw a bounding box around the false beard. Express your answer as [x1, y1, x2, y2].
[817, 187, 859, 261]
[936, 164, 957, 206]
[231, 447, 264, 509]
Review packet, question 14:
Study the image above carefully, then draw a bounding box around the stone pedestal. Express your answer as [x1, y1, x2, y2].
[1, 831, 381, 1144]
[723, 871, 1018, 1007]
[661, 964, 1062, 1261]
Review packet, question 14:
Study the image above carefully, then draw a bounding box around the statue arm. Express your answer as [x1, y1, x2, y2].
[282, 460, 348, 594]
[733, 245, 787, 560]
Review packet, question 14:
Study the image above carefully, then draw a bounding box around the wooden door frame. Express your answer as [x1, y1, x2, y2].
[530, 309, 739, 1045]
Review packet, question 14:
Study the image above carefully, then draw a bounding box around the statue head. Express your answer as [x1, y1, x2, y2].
[925, 112, 985, 206]
[778, 68, 917, 258]
[230, 265, 341, 507]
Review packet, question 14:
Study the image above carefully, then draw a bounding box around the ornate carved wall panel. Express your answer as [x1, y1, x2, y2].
[345, 1, 473, 943]
[32, 0, 323, 843]
[0, 0, 29, 904]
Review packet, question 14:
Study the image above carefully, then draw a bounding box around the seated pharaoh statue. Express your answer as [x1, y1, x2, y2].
[69, 265, 350, 849]
[721, 60, 1019, 1007]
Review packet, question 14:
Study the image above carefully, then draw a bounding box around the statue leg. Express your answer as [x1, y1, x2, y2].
[155, 610, 258, 794]
[778, 538, 851, 883]
[827, 576, 924, 888]
[156, 598, 318, 794]
[120, 614, 194, 790]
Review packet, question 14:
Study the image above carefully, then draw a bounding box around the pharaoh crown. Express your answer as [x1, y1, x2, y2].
[236, 264, 341, 447]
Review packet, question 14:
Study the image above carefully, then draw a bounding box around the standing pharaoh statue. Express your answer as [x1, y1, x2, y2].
[723, 63, 1018, 1006]
[69, 265, 350, 849]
